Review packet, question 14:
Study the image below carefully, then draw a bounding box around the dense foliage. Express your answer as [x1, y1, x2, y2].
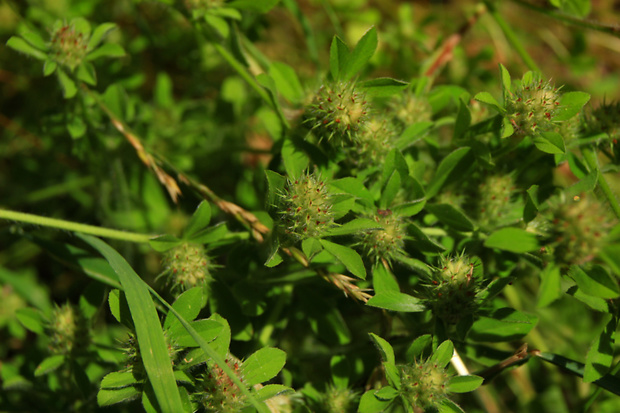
[2, 0, 620, 412]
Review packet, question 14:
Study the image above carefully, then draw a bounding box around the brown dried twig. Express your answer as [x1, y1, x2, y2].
[86, 86, 270, 242]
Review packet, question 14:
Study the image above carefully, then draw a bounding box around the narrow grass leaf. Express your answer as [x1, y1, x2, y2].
[77, 234, 183, 413]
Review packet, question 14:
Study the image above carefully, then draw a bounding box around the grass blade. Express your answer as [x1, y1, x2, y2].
[77, 234, 184, 413]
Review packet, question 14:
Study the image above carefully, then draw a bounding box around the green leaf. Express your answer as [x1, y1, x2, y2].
[392, 198, 426, 217]
[43, 60, 57, 76]
[301, 237, 323, 260]
[366, 291, 426, 312]
[380, 148, 409, 190]
[86, 42, 126, 61]
[281, 138, 309, 179]
[76, 62, 97, 85]
[447, 375, 484, 393]
[383, 362, 401, 389]
[358, 77, 408, 97]
[342, 26, 377, 80]
[67, 113, 87, 139]
[469, 308, 538, 342]
[210, 7, 243, 20]
[265, 170, 287, 207]
[369, 333, 395, 365]
[330, 177, 374, 207]
[474, 91, 504, 113]
[568, 265, 620, 299]
[34, 355, 65, 376]
[149, 234, 181, 252]
[406, 334, 433, 362]
[396, 121, 433, 149]
[77, 235, 184, 413]
[88, 23, 118, 51]
[566, 285, 612, 313]
[98, 386, 140, 406]
[453, 99, 471, 140]
[426, 147, 472, 199]
[373, 386, 398, 401]
[15, 307, 45, 334]
[241, 347, 287, 386]
[269, 62, 304, 103]
[584, 314, 617, 383]
[408, 222, 446, 252]
[227, 0, 279, 12]
[189, 223, 228, 245]
[501, 116, 515, 138]
[164, 287, 207, 330]
[372, 265, 400, 294]
[499, 63, 512, 101]
[100, 371, 138, 388]
[329, 35, 349, 81]
[183, 202, 212, 239]
[254, 384, 294, 401]
[425, 203, 474, 232]
[437, 399, 466, 413]
[550, 0, 591, 17]
[380, 170, 401, 209]
[566, 170, 598, 198]
[429, 340, 454, 368]
[555, 91, 590, 121]
[168, 319, 223, 347]
[324, 218, 382, 237]
[319, 239, 366, 279]
[57, 69, 77, 99]
[533, 131, 565, 154]
[358, 390, 394, 413]
[6, 36, 47, 60]
[524, 184, 540, 222]
[537, 264, 562, 308]
[18, 26, 48, 50]
[484, 228, 539, 253]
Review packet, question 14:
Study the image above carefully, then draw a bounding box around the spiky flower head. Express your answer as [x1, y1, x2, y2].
[279, 172, 334, 241]
[399, 359, 450, 410]
[422, 254, 482, 324]
[349, 117, 397, 170]
[585, 101, 620, 141]
[475, 174, 519, 229]
[47, 303, 90, 355]
[389, 92, 432, 130]
[162, 242, 213, 292]
[305, 81, 369, 145]
[195, 358, 246, 413]
[50, 20, 89, 71]
[357, 210, 406, 265]
[505, 76, 561, 137]
[537, 194, 615, 266]
[318, 385, 358, 413]
[584, 102, 620, 162]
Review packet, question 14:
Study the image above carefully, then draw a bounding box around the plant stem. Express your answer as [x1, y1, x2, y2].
[211, 42, 271, 106]
[0, 209, 153, 243]
[510, 0, 620, 38]
[483, 0, 541, 72]
[581, 146, 620, 220]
